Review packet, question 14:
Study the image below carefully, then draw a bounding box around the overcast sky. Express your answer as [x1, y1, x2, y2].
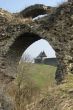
[0, 0, 67, 58]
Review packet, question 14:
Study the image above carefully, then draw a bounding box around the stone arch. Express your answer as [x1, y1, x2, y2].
[0, 1, 73, 84]
[3, 29, 64, 84]
[19, 4, 52, 18]
[0, 26, 68, 83]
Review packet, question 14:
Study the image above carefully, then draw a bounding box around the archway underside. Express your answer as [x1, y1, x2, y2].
[3, 33, 41, 77]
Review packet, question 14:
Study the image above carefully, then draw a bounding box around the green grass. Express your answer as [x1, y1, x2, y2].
[12, 63, 57, 110]
[14, 62, 57, 110]
[30, 64, 56, 88]
[17, 63, 57, 89]
[6, 62, 73, 110]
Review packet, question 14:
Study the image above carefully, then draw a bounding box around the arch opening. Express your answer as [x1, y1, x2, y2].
[18, 38, 58, 88]
[21, 39, 57, 66]
[3, 30, 65, 84]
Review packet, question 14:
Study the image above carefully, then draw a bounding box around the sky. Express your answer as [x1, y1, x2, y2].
[0, 0, 67, 58]
[0, 0, 67, 12]
[23, 39, 56, 58]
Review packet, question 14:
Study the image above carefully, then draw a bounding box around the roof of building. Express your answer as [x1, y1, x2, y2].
[36, 51, 47, 59]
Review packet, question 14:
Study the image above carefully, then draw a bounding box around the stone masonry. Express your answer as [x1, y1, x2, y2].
[0, 1, 73, 83]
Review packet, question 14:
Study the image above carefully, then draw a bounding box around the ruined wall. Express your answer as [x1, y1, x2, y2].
[0, 1, 73, 83]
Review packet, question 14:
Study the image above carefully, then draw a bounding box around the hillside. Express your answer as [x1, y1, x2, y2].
[5, 63, 57, 110]
[15, 63, 73, 110]
[1, 63, 73, 110]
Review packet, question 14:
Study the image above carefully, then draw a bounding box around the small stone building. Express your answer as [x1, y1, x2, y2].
[35, 51, 47, 63]
[35, 51, 57, 66]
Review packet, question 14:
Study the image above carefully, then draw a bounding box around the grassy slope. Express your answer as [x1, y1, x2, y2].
[6, 63, 73, 110]
[13, 63, 56, 110]
[17, 63, 57, 88]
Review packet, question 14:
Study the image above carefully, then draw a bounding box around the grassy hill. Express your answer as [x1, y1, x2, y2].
[17, 63, 57, 88]
[6, 63, 57, 110]
[4, 63, 73, 110]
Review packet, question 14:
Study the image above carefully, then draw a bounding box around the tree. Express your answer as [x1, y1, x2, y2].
[20, 54, 33, 63]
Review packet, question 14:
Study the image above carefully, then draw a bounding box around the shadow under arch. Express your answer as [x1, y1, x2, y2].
[5, 32, 42, 77]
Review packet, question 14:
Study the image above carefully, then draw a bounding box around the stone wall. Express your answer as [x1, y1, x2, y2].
[43, 58, 57, 67]
[0, 1, 73, 83]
